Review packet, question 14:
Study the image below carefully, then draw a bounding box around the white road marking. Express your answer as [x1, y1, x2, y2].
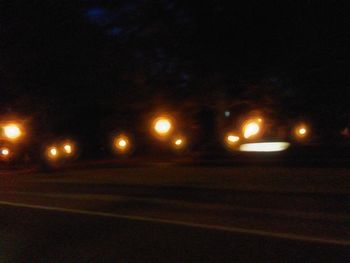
[0, 200, 348, 246]
[0, 190, 349, 222]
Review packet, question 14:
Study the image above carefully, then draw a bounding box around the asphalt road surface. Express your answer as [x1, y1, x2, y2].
[0, 165, 349, 262]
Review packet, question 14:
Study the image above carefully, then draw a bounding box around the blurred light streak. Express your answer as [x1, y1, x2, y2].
[239, 142, 290, 152]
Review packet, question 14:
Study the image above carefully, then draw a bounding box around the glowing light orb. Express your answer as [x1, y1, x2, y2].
[1, 148, 10, 156]
[50, 147, 57, 156]
[172, 136, 186, 150]
[225, 133, 240, 148]
[175, 139, 182, 145]
[153, 117, 172, 136]
[299, 128, 306, 135]
[295, 125, 309, 139]
[243, 121, 260, 139]
[227, 135, 240, 143]
[63, 144, 73, 154]
[3, 124, 22, 140]
[114, 135, 130, 153]
[46, 146, 59, 161]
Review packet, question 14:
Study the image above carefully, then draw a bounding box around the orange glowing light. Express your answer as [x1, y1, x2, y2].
[172, 136, 186, 149]
[295, 125, 309, 139]
[153, 117, 172, 136]
[50, 148, 57, 156]
[225, 133, 240, 148]
[1, 148, 10, 156]
[47, 146, 59, 159]
[299, 128, 306, 135]
[242, 119, 262, 139]
[175, 139, 182, 145]
[3, 124, 22, 140]
[63, 144, 73, 154]
[114, 135, 130, 153]
[227, 134, 240, 143]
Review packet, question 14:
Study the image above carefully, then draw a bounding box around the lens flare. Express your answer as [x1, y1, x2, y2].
[3, 124, 22, 140]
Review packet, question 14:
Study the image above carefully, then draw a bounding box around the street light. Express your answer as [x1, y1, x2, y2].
[114, 135, 130, 153]
[63, 144, 72, 154]
[3, 124, 22, 140]
[225, 133, 240, 148]
[242, 118, 262, 139]
[295, 125, 308, 139]
[62, 141, 75, 156]
[0, 147, 10, 159]
[172, 135, 186, 149]
[47, 146, 59, 160]
[152, 116, 173, 137]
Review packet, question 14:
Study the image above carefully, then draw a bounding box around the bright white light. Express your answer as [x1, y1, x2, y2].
[118, 139, 127, 148]
[154, 118, 172, 135]
[243, 121, 260, 139]
[239, 142, 290, 152]
[224, 111, 230, 117]
[299, 128, 306, 135]
[1, 148, 9, 156]
[227, 135, 239, 143]
[50, 147, 57, 156]
[114, 135, 130, 153]
[172, 136, 186, 149]
[3, 124, 22, 140]
[63, 144, 72, 154]
[175, 139, 182, 145]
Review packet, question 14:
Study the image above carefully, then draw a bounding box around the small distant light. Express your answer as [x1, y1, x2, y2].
[1, 148, 10, 156]
[114, 135, 130, 153]
[225, 133, 240, 148]
[175, 139, 182, 145]
[47, 146, 59, 160]
[172, 136, 186, 149]
[294, 124, 309, 139]
[50, 148, 57, 156]
[224, 111, 230, 117]
[299, 128, 306, 135]
[63, 144, 73, 155]
[227, 135, 239, 143]
[239, 142, 290, 152]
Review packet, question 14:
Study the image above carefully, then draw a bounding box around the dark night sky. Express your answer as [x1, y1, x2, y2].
[0, 0, 349, 141]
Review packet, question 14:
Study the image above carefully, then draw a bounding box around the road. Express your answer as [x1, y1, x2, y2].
[0, 165, 349, 262]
